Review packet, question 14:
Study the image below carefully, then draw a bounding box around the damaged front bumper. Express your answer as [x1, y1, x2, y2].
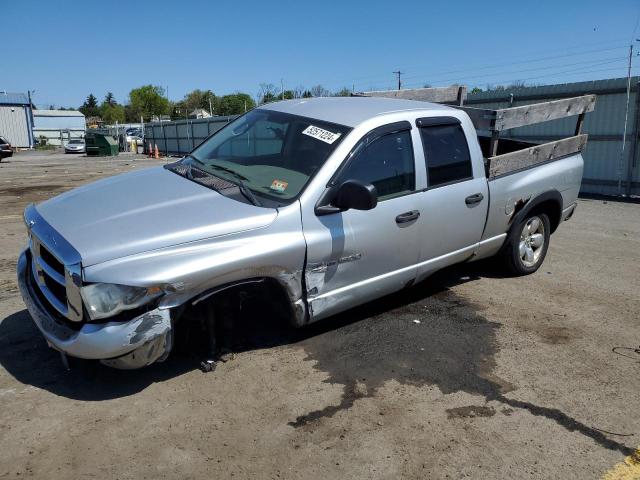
[17, 250, 173, 369]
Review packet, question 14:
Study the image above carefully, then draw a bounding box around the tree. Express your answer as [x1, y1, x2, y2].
[104, 92, 117, 106]
[185, 89, 217, 113]
[470, 87, 483, 94]
[293, 85, 306, 99]
[128, 85, 170, 121]
[79, 94, 100, 117]
[302, 90, 313, 98]
[282, 90, 295, 100]
[100, 102, 125, 124]
[257, 83, 279, 104]
[171, 89, 217, 119]
[310, 85, 330, 97]
[216, 93, 256, 115]
[333, 87, 351, 97]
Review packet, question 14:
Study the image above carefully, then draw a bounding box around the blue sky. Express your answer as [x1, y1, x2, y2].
[3, 0, 640, 108]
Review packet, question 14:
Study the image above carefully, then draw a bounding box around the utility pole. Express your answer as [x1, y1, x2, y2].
[27, 90, 36, 148]
[393, 70, 403, 90]
[209, 97, 214, 116]
[618, 43, 635, 194]
[281, 79, 285, 100]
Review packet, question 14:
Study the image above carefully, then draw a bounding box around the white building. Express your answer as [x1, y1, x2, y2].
[189, 108, 211, 119]
[0, 92, 34, 148]
[33, 109, 85, 146]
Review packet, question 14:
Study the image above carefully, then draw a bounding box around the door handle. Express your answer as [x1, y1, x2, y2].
[395, 210, 420, 224]
[465, 193, 484, 205]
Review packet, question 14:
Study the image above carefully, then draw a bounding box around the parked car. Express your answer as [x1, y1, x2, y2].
[125, 128, 143, 144]
[0, 136, 13, 160]
[17, 95, 592, 369]
[64, 139, 86, 154]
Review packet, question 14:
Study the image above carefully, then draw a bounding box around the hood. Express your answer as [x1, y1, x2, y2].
[36, 166, 277, 266]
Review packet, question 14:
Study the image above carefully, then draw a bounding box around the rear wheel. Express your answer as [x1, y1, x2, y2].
[502, 212, 550, 275]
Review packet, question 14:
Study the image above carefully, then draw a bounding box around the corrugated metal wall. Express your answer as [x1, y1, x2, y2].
[466, 77, 640, 196]
[33, 112, 86, 145]
[0, 105, 31, 147]
[143, 116, 237, 155]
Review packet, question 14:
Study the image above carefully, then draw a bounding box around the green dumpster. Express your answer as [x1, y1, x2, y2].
[85, 131, 118, 156]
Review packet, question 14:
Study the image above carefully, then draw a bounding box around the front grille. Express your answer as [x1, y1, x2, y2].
[29, 232, 83, 323]
[40, 245, 65, 277]
[43, 273, 67, 305]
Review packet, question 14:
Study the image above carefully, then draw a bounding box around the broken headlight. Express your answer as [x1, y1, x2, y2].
[81, 283, 163, 321]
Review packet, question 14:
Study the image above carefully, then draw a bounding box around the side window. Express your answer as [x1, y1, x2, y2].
[419, 124, 472, 187]
[338, 130, 415, 200]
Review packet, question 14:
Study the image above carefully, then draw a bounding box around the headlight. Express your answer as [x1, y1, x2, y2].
[81, 283, 163, 321]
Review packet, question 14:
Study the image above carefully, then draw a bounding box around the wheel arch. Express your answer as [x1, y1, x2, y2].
[512, 190, 563, 235]
[179, 276, 306, 328]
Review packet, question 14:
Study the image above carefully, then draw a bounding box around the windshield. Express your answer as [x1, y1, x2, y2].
[69, 139, 83, 144]
[184, 109, 351, 204]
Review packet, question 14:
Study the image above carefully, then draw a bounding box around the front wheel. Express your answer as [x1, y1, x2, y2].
[502, 212, 551, 275]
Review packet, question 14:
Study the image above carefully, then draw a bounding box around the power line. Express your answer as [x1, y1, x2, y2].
[401, 56, 628, 89]
[400, 45, 627, 82]
[323, 43, 630, 90]
[436, 65, 639, 90]
[321, 38, 633, 88]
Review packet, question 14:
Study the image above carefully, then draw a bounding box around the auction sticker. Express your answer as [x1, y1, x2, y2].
[270, 179, 289, 193]
[302, 125, 341, 144]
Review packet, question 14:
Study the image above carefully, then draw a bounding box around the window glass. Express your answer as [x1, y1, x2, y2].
[216, 118, 286, 157]
[338, 130, 415, 200]
[184, 109, 350, 203]
[420, 124, 472, 187]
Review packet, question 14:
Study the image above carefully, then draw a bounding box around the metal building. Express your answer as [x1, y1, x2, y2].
[466, 77, 640, 197]
[0, 92, 34, 148]
[33, 110, 86, 146]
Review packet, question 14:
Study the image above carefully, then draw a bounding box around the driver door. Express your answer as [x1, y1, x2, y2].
[301, 122, 422, 321]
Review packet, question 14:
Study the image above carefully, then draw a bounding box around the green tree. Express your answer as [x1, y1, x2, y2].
[79, 94, 100, 117]
[470, 87, 483, 94]
[104, 92, 117, 106]
[187, 89, 217, 112]
[216, 93, 256, 115]
[282, 90, 295, 100]
[100, 103, 126, 124]
[128, 85, 170, 121]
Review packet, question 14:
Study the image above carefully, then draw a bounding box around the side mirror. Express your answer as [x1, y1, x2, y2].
[334, 180, 378, 211]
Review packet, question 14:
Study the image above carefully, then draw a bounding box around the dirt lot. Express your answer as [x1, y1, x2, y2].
[0, 150, 639, 479]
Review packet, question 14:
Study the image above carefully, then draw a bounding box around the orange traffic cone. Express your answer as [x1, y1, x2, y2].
[154, 144, 159, 160]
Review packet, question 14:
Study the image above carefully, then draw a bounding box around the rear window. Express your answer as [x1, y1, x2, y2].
[419, 124, 472, 187]
[0, 137, 8, 145]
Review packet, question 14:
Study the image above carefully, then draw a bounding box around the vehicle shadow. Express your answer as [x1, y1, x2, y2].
[0, 260, 495, 401]
[2, 259, 634, 457]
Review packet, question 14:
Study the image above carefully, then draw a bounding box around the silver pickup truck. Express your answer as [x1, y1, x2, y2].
[17, 93, 593, 369]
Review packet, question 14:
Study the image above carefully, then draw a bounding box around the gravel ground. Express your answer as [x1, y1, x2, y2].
[0, 151, 639, 479]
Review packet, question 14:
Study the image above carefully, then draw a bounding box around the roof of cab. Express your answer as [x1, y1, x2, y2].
[258, 96, 453, 127]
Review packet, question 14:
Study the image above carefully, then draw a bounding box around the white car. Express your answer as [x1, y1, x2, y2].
[64, 139, 86, 154]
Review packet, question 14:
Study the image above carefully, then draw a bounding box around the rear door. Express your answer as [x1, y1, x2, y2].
[414, 117, 489, 280]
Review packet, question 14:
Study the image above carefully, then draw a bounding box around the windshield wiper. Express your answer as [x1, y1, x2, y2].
[181, 156, 260, 206]
[236, 180, 261, 207]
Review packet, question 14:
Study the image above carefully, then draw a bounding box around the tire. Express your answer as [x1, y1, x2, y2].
[502, 212, 551, 275]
